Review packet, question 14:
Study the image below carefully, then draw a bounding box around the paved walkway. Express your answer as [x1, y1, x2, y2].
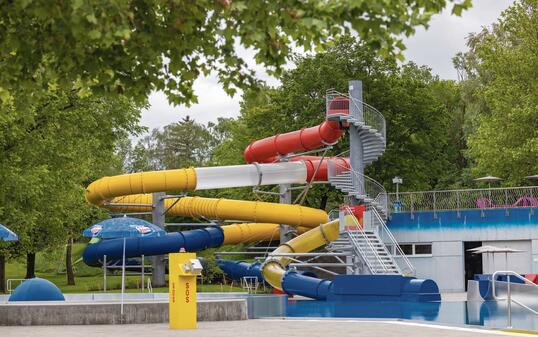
[441, 292, 468, 302]
[0, 319, 533, 337]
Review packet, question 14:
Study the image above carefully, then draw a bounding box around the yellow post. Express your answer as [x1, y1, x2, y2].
[169, 252, 203, 329]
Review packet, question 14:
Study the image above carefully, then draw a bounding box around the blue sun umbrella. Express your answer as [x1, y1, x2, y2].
[83, 216, 165, 239]
[83, 216, 164, 315]
[0, 224, 18, 241]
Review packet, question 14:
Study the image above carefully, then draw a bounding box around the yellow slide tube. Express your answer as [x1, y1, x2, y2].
[262, 218, 340, 290]
[86, 168, 197, 205]
[85, 166, 332, 260]
[221, 223, 309, 245]
[104, 195, 328, 228]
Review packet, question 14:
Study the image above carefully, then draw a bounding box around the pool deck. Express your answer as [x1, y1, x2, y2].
[0, 319, 534, 337]
[441, 292, 468, 301]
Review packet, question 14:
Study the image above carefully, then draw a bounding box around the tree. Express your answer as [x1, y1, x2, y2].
[0, 1, 472, 111]
[0, 90, 142, 286]
[126, 116, 229, 172]
[462, 0, 538, 184]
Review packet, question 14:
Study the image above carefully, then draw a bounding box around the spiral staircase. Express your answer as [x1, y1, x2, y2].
[325, 89, 388, 219]
[324, 89, 414, 276]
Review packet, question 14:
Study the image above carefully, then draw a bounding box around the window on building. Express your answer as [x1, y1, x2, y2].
[400, 244, 413, 255]
[414, 244, 432, 255]
[395, 243, 432, 256]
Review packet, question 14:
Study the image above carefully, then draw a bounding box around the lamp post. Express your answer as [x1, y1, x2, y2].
[392, 176, 403, 213]
[392, 176, 403, 200]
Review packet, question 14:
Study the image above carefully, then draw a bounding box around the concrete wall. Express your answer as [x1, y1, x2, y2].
[481, 240, 531, 274]
[0, 299, 247, 326]
[388, 208, 538, 292]
[532, 240, 538, 273]
[395, 241, 464, 292]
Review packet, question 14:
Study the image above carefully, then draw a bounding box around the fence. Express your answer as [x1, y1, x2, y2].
[389, 186, 538, 214]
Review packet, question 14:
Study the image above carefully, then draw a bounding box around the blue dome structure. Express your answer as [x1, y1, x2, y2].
[8, 278, 65, 302]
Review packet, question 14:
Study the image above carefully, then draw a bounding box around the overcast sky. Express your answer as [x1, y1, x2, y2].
[140, 0, 513, 131]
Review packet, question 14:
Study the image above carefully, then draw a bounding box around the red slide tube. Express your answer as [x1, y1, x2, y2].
[296, 156, 350, 181]
[243, 121, 344, 163]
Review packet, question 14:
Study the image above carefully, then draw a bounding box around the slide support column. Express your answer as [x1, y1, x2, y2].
[348, 80, 364, 206]
[152, 192, 166, 287]
[279, 183, 294, 243]
[347, 80, 365, 274]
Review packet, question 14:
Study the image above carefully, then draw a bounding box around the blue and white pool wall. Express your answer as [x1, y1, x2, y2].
[387, 207, 538, 292]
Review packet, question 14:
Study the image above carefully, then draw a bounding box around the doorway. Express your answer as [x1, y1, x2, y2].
[464, 241, 483, 290]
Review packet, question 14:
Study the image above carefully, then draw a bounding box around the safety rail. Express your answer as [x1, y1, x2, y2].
[146, 278, 153, 293]
[328, 209, 339, 221]
[342, 205, 394, 274]
[390, 186, 538, 214]
[6, 279, 26, 294]
[241, 276, 260, 294]
[328, 159, 389, 215]
[370, 207, 415, 276]
[492, 271, 538, 328]
[326, 89, 386, 141]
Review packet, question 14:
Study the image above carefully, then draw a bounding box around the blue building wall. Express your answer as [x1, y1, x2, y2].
[386, 207, 538, 292]
[389, 207, 536, 229]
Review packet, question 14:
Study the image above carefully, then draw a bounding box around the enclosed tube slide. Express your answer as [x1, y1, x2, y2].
[243, 120, 344, 163]
[86, 162, 308, 206]
[217, 218, 344, 299]
[84, 223, 308, 266]
[84, 118, 350, 297]
[99, 195, 327, 228]
[83, 193, 325, 266]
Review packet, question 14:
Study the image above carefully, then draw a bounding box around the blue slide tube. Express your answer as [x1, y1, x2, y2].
[281, 270, 332, 300]
[83, 227, 224, 266]
[217, 259, 330, 299]
[216, 260, 264, 281]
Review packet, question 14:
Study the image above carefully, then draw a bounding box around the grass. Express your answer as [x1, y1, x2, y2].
[4, 243, 244, 294]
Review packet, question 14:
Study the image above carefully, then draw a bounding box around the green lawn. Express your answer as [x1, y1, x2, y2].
[4, 243, 244, 294]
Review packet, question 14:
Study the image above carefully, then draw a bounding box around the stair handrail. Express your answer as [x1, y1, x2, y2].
[491, 271, 538, 328]
[325, 89, 386, 142]
[341, 209, 378, 274]
[348, 95, 386, 142]
[364, 174, 388, 216]
[343, 205, 393, 274]
[328, 159, 389, 216]
[371, 207, 414, 276]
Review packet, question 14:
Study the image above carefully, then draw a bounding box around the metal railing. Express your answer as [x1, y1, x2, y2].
[370, 207, 415, 276]
[492, 271, 538, 328]
[342, 205, 393, 274]
[6, 279, 26, 294]
[327, 159, 388, 215]
[328, 209, 340, 221]
[326, 89, 386, 141]
[241, 276, 260, 294]
[147, 278, 153, 293]
[389, 186, 538, 214]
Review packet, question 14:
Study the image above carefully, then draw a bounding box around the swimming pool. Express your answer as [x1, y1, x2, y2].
[286, 300, 538, 331]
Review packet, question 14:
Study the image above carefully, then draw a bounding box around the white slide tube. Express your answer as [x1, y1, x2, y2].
[194, 162, 307, 190]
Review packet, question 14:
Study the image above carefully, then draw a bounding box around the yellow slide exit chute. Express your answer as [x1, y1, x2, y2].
[262, 219, 340, 290]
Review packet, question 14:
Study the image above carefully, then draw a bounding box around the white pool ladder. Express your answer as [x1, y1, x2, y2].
[492, 270, 538, 328]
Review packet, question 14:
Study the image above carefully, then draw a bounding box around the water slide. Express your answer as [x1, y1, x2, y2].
[83, 117, 352, 299]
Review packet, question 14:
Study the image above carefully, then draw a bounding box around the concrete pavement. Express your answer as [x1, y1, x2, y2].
[0, 319, 533, 337]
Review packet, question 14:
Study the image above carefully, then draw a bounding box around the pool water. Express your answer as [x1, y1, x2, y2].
[286, 300, 538, 331]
